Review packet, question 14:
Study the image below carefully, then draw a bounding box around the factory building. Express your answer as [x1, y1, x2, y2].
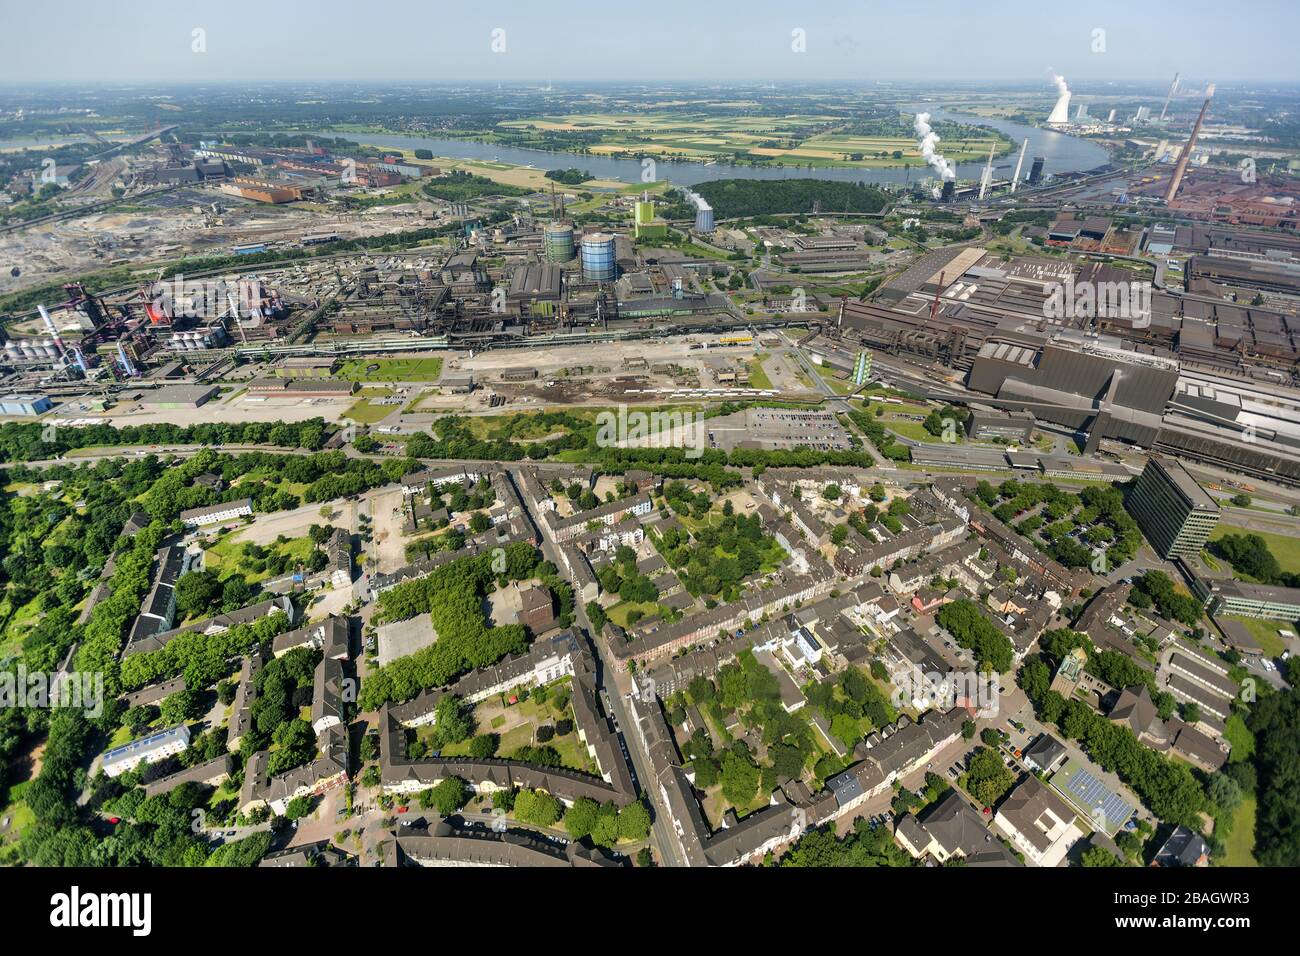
[965, 404, 1036, 442]
[507, 263, 564, 316]
[135, 385, 219, 409]
[246, 378, 357, 398]
[1125, 455, 1221, 558]
[0, 393, 53, 416]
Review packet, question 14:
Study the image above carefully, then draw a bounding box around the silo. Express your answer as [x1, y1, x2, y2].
[580, 232, 617, 282]
[544, 222, 575, 262]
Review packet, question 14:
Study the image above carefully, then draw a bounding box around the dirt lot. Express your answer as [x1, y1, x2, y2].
[91, 392, 357, 428]
[199, 496, 360, 550]
[370, 486, 409, 573]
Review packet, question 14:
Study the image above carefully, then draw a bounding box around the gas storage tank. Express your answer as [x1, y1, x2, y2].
[580, 232, 616, 281]
[544, 222, 575, 262]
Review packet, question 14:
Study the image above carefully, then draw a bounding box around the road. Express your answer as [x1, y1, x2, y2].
[506, 463, 683, 867]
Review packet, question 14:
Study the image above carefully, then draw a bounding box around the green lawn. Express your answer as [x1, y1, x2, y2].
[1210, 524, 1300, 578]
[344, 397, 398, 424]
[813, 363, 852, 395]
[338, 357, 444, 382]
[204, 534, 316, 584]
[0, 783, 35, 852]
[884, 420, 940, 443]
[747, 355, 775, 391]
[1221, 796, 1257, 867]
[606, 600, 664, 628]
[1221, 615, 1289, 658]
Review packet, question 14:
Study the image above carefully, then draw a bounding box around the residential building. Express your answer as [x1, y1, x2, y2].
[1153, 825, 1210, 867]
[894, 791, 1020, 866]
[102, 724, 191, 777]
[993, 776, 1083, 867]
[180, 498, 254, 529]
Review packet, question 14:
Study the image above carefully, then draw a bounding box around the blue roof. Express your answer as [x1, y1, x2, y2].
[103, 723, 188, 764]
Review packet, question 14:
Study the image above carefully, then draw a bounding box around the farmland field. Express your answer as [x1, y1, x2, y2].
[498, 112, 1010, 168]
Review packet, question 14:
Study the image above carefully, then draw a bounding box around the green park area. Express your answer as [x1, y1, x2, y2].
[338, 357, 444, 382]
[498, 112, 1009, 169]
[203, 533, 316, 585]
[421, 679, 598, 775]
[344, 387, 398, 424]
[1222, 796, 1257, 867]
[0, 781, 35, 864]
[1222, 615, 1290, 659]
[1209, 524, 1300, 578]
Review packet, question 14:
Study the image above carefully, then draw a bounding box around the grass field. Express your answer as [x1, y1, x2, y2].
[0, 781, 34, 854]
[338, 357, 444, 382]
[1221, 796, 1257, 867]
[344, 392, 398, 424]
[813, 363, 852, 395]
[606, 600, 665, 628]
[203, 534, 315, 585]
[1209, 524, 1300, 578]
[1222, 615, 1290, 658]
[747, 355, 775, 390]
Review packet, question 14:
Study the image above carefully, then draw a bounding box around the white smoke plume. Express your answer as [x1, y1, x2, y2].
[1047, 72, 1072, 124]
[913, 112, 955, 182]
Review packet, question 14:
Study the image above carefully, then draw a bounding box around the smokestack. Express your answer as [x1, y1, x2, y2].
[930, 272, 946, 321]
[37, 304, 66, 355]
[116, 340, 137, 377]
[1010, 138, 1029, 192]
[978, 141, 996, 200]
[226, 289, 249, 344]
[1047, 74, 1072, 125]
[1165, 84, 1214, 203]
[1159, 72, 1180, 121]
[940, 180, 955, 202]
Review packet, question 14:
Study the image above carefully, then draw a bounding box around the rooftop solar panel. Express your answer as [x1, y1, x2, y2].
[1051, 759, 1135, 836]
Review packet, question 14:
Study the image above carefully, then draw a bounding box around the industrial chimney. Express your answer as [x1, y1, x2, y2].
[1165, 84, 1214, 203]
[1159, 73, 1180, 121]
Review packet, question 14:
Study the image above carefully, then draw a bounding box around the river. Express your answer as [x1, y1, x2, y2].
[0, 111, 1108, 187]
[298, 109, 1108, 188]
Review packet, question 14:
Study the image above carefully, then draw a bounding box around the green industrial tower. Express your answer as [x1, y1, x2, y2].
[852, 350, 872, 386]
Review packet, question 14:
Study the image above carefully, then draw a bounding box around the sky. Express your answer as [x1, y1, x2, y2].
[1, 0, 1297, 86]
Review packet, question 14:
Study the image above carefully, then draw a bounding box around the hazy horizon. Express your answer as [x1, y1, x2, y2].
[1, 0, 1296, 85]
